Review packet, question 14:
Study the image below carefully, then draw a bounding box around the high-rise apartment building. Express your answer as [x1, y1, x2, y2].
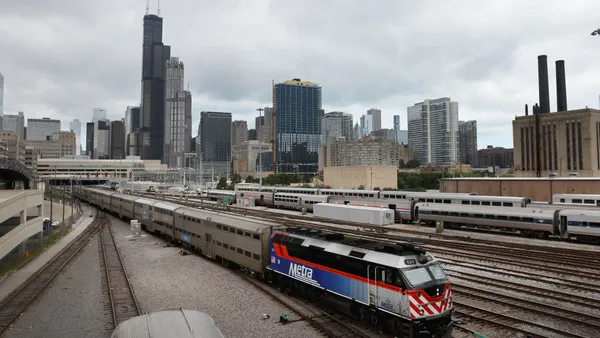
[198, 111, 232, 173]
[69, 119, 82, 155]
[393, 115, 400, 142]
[321, 111, 353, 145]
[109, 120, 125, 159]
[232, 120, 248, 146]
[458, 120, 478, 166]
[407, 97, 459, 165]
[3, 112, 25, 140]
[353, 123, 360, 140]
[164, 57, 191, 167]
[274, 79, 322, 173]
[27, 118, 60, 141]
[140, 13, 171, 161]
[360, 114, 373, 137]
[367, 108, 382, 132]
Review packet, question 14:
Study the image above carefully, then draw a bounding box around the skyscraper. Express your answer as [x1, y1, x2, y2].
[393, 115, 400, 142]
[367, 108, 382, 131]
[199, 111, 232, 173]
[458, 120, 478, 166]
[164, 57, 191, 167]
[3, 112, 25, 140]
[232, 120, 248, 146]
[140, 12, 171, 161]
[321, 112, 353, 144]
[109, 120, 125, 159]
[86, 122, 94, 157]
[92, 108, 106, 121]
[27, 118, 60, 140]
[407, 97, 459, 165]
[360, 114, 373, 137]
[274, 79, 322, 173]
[125, 106, 141, 156]
[69, 119, 82, 155]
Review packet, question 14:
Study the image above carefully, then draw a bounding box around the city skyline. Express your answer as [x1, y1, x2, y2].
[1, 1, 600, 150]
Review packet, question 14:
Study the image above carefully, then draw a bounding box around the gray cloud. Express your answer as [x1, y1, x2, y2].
[1, 0, 600, 150]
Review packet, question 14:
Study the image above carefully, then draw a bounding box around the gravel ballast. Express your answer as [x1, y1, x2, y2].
[107, 214, 321, 338]
[3, 233, 109, 338]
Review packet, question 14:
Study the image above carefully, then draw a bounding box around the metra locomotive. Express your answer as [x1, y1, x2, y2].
[77, 187, 454, 338]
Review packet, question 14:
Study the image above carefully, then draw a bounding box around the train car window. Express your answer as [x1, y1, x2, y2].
[217, 225, 222, 230]
[237, 248, 243, 255]
[498, 215, 508, 220]
[474, 214, 483, 218]
[450, 212, 459, 216]
[522, 217, 534, 222]
[461, 201, 469, 204]
[223, 226, 228, 231]
[482, 201, 491, 206]
[253, 234, 260, 240]
[435, 199, 442, 203]
[378, 269, 386, 282]
[217, 241, 222, 246]
[237, 230, 243, 235]
[589, 222, 600, 228]
[503, 202, 513, 207]
[229, 228, 235, 233]
[426, 199, 433, 202]
[584, 199, 594, 204]
[230, 246, 236, 251]
[560, 198, 566, 203]
[485, 214, 495, 219]
[443, 200, 451, 204]
[472, 201, 481, 205]
[223, 243, 229, 249]
[572, 199, 583, 204]
[441, 211, 449, 216]
[244, 232, 251, 237]
[244, 251, 252, 257]
[432, 211, 440, 215]
[253, 254, 260, 260]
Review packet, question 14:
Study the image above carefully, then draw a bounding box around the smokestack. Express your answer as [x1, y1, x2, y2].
[556, 60, 567, 112]
[537, 55, 550, 114]
[525, 104, 529, 116]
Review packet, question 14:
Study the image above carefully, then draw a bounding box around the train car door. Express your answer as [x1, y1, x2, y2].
[367, 265, 379, 307]
[205, 233, 213, 258]
[559, 215, 569, 239]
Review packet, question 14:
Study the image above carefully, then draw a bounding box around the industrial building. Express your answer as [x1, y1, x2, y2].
[324, 165, 398, 190]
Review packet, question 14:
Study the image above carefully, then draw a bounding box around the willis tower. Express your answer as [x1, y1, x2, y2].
[139, 7, 170, 161]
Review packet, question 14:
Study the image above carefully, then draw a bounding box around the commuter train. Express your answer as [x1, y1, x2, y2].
[76, 187, 454, 338]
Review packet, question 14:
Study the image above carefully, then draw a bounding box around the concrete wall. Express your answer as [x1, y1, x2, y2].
[324, 166, 397, 190]
[441, 178, 600, 202]
[0, 189, 43, 259]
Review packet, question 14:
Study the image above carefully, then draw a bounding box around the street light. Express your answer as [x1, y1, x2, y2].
[257, 107, 264, 189]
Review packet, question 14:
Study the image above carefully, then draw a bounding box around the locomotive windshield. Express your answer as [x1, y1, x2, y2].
[402, 263, 448, 288]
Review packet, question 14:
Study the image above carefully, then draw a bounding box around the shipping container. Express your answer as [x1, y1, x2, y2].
[313, 203, 395, 226]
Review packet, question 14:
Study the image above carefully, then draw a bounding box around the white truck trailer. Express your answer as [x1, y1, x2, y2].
[313, 203, 395, 226]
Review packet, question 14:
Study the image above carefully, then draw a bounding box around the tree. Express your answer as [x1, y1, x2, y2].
[399, 159, 406, 168]
[231, 173, 242, 184]
[245, 175, 256, 183]
[357, 185, 365, 190]
[405, 159, 421, 168]
[216, 177, 227, 190]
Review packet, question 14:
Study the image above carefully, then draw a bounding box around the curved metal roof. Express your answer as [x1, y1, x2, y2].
[111, 308, 224, 338]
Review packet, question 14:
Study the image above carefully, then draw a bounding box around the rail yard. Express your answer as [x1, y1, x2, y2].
[79, 185, 600, 338]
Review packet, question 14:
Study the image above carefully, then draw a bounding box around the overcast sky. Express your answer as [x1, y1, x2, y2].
[1, 0, 600, 149]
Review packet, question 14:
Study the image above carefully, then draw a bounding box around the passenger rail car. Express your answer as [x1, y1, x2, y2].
[415, 203, 558, 239]
[268, 229, 453, 337]
[273, 193, 329, 211]
[553, 194, 600, 207]
[328, 197, 414, 222]
[207, 190, 236, 203]
[558, 209, 600, 243]
[234, 190, 274, 207]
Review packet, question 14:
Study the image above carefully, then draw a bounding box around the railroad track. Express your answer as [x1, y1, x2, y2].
[239, 274, 383, 338]
[0, 212, 103, 334]
[98, 212, 140, 329]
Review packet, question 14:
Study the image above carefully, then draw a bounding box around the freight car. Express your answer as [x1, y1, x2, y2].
[76, 187, 454, 337]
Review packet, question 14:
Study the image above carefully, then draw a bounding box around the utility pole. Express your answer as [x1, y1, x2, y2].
[257, 107, 264, 189]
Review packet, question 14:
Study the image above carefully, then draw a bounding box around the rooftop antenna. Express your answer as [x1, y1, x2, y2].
[157, 0, 161, 15]
[145, 0, 149, 14]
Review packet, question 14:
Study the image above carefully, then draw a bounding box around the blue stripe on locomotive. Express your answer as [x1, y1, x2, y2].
[268, 248, 368, 304]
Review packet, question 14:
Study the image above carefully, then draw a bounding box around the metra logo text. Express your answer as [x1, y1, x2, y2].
[289, 262, 313, 279]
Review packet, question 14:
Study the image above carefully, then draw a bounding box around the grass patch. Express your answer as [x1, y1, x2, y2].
[0, 228, 72, 282]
